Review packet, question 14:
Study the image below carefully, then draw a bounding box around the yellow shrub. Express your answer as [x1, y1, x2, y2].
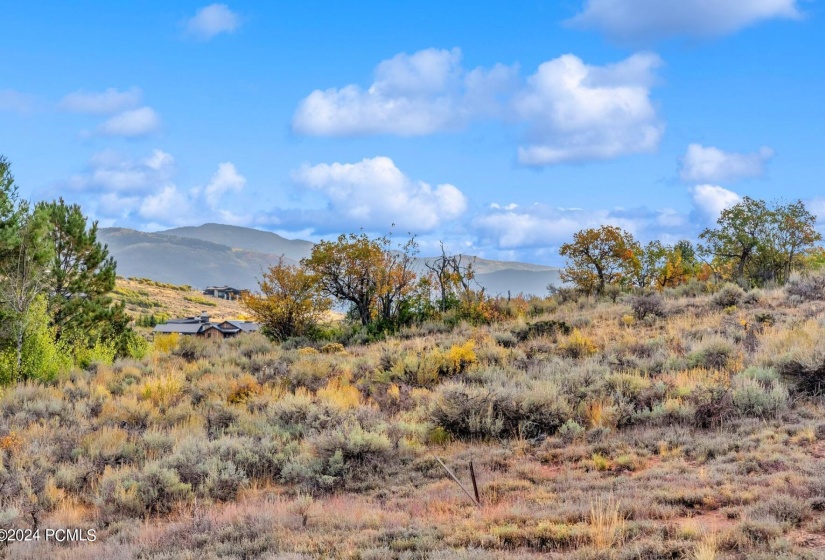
[153, 333, 180, 354]
[447, 340, 477, 374]
[387, 384, 401, 401]
[298, 347, 319, 356]
[560, 329, 598, 359]
[317, 375, 361, 410]
[592, 453, 611, 471]
[228, 374, 263, 404]
[138, 373, 184, 408]
[320, 342, 345, 354]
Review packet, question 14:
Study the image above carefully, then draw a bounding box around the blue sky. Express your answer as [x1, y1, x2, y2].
[1, 1, 823, 264]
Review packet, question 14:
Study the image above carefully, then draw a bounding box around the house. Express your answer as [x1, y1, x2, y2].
[203, 286, 243, 300]
[152, 313, 259, 339]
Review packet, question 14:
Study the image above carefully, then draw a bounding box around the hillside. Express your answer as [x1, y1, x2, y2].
[112, 276, 245, 324]
[4, 279, 825, 558]
[99, 228, 292, 290]
[160, 223, 315, 262]
[99, 224, 561, 295]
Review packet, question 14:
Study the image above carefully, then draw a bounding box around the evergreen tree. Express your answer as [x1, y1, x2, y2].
[35, 199, 117, 334]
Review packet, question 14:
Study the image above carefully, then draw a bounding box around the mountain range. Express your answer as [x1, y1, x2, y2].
[98, 224, 560, 296]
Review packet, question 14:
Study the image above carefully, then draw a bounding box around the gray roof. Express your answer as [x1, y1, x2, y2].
[154, 323, 205, 334]
[224, 320, 260, 332]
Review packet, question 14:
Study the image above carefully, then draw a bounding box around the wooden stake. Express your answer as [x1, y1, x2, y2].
[435, 456, 480, 507]
[469, 460, 480, 505]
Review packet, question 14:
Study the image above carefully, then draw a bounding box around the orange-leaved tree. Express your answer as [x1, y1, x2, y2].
[559, 226, 639, 295]
[241, 257, 331, 341]
[302, 232, 418, 328]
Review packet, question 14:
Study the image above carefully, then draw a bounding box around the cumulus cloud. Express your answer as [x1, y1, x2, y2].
[186, 4, 241, 40]
[473, 188, 734, 255]
[473, 203, 650, 250]
[290, 156, 468, 232]
[513, 52, 664, 165]
[59, 87, 142, 114]
[68, 149, 176, 195]
[292, 48, 510, 136]
[690, 184, 742, 222]
[97, 107, 161, 137]
[203, 162, 246, 208]
[65, 150, 246, 229]
[568, 0, 801, 42]
[680, 143, 774, 183]
[293, 48, 663, 165]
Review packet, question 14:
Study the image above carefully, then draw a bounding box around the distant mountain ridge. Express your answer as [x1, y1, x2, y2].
[98, 224, 560, 296]
[160, 223, 314, 262]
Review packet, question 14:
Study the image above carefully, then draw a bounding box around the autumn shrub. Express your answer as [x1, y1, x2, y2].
[446, 340, 477, 374]
[138, 373, 184, 408]
[153, 333, 179, 354]
[559, 329, 598, 359]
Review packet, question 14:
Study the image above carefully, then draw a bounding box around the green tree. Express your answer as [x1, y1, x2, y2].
[559, 226, 640, 295]
[36, 198, 129, 348]
[241, 257, 332, 341]
[699, 197, 821, 285]
[772, 200, 821, 283]
[0, 209, 54, 379]
[698, 197, 770, 283]
[629, 240, 666, 289]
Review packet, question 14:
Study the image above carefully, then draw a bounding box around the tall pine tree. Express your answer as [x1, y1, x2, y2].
[36, 198, 130, 351]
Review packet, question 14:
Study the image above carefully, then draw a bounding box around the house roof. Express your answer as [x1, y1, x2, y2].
[153, 318, 253, 335]
[154, 323, 205, 334]
[224, 320, 260, 332]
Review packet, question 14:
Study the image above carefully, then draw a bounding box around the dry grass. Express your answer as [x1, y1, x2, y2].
[113, 277, 244, 322]
[2, 283, 825, 558]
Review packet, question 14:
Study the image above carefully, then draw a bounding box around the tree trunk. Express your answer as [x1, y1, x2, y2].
[15, 327, 23, 381]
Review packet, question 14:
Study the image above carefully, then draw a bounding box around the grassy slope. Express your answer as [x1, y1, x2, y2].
[4, 283, 825, 558]
[112, 276, 246, 325]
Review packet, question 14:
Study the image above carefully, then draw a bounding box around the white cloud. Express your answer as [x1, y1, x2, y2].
[473, 203, 647, 249]
[680, 144, 774, 183]
[203, 162, 246, 207]
[513, 52, 664, 165]
[568, 0, 801, 42]
[97, 107, 161, 137]
[293, 48, 664, 166]
[69, 149, 175, 195]
[690, 184, 741, 222]
[65, 150, 247, 229]
[291, 156, 468, 232]
[186, 4, 241, 40]
[139, 185, 194, 224]
[292, 48, 491, 136]
[59, 87, 142, 114]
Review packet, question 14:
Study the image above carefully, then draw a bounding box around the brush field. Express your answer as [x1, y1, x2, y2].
[2, 280, 825, 559]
